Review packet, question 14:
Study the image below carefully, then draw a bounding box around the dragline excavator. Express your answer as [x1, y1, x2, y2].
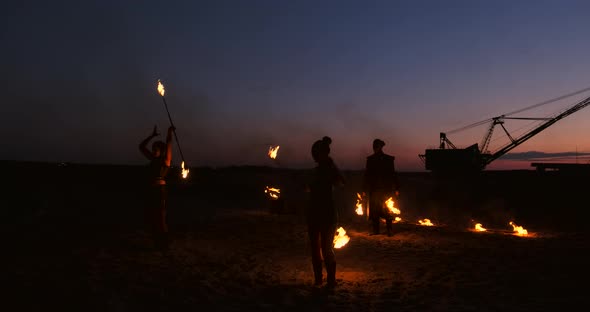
[419, 87, 590, 173]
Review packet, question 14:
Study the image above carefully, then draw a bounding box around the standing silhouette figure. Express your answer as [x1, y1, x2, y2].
[363, 139, 400, 236]
[306, 136, 345, 288]
[139, 125, 175, 250]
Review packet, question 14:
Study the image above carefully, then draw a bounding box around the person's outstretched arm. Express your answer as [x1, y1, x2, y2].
[140, 125, 159, 160]
[164, 126, 175, 167]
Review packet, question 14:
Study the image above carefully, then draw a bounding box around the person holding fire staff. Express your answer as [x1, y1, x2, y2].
[139, 125, 175, 251]
[306, 136, 345, 288]
[362, 138, 400, 236]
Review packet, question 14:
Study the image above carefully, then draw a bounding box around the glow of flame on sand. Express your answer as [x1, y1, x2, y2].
[474, 223, 487, 232]
[268, 146, 280, 159]
[509, 221, 528, 236]
[385, 197, 401, 215]
[418, 219, 434, 226]
[264, 186, 280, 200]
[333, 227, 350, 249]
[157, 79, 165, 97]
[181, 161, 189, 179]
[380, 216, 402, 224]
[355, 193, 363, 215]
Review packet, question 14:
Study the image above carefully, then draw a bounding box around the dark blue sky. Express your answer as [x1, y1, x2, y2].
[2, 0, 590, 170]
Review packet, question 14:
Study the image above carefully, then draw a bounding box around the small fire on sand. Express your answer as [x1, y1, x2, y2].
[333, 227, 350, 249]
[385, 197, 401, 215]
[509, 221, 528, 236]
[381, 216, 402, 224]
[355, 193, 364, 215]
[268, 146, 280, 159]
[264, 186, 281, 200]
[418, 219, 434, 226]
[474, 223, 487, 232]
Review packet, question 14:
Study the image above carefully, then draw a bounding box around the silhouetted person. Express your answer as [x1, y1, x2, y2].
[306, 136, 344, 289]
[363, 139, 400, 236]
[139, 125, 175, 250]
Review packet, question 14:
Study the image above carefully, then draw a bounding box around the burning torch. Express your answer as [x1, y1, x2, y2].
[157, 79, 189, 179]
[268, 145, 280, 161]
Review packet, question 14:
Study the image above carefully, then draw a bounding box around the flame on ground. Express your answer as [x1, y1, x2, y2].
[157, 79, 165, 97]
[181, 161, 189, 179]
[509, 221, 528, 236]
[355, 193, 363, 215]
[474, 223, 487, 232]
[268, 146, 280, 159]
[333, 227, 350, 249]
[418, 219, 434, 226]
[385, 197, 401, 215]
[381, 216, 402, 223]
[264, 186, 281, 200]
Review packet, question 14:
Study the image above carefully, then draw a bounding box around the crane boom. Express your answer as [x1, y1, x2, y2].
[421, 92, 590, 173]
[484, 95, 590, 165]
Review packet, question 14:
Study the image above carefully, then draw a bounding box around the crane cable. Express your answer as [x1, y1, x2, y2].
[487, 96, 589, 153]
[445, 85, 590, 135]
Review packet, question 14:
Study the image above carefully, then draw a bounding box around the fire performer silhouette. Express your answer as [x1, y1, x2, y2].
[363, 139, 400, 236]
[139, 125, 175, 250]
[306, 136, 345, 288]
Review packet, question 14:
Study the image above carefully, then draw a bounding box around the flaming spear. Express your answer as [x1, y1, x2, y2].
[157, 79, 189, 179]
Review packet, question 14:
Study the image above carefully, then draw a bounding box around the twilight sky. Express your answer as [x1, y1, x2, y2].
[2, 0, 590, 171]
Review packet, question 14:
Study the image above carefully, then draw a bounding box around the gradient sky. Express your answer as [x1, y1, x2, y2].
[2, 0, 590, 171]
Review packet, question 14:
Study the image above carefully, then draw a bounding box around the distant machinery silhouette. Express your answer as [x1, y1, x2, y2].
[419, 86, 590, 173]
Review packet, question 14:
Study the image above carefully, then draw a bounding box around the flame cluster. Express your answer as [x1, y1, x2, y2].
[474, 223, 487, 232]
[385, 197, 401, 215]
[157, 79, 165, 97]
[355, 193, 364, 215]
[268, 146, 280, 159]
[470, 221, 530, 236]
[264, 186, 281, 200]
[333, 227, 350, 249]
[355, 194, 403, 221]
[181, 161, 189, 179]
[418, 219, 434, 226]
[509, 221, 528, 236]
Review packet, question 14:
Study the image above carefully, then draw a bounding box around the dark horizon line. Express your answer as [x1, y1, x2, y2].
[0, 159, 546, 173]
[499, 150, 590, 160]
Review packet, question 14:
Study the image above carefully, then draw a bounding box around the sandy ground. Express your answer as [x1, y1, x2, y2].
[3, 163, 589, 311]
